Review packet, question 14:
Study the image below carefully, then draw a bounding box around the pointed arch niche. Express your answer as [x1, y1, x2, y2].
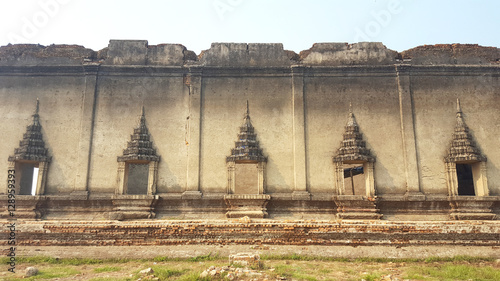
[444, 99, 488, 197]
[444, 100, 495, 220]
[224, 101, 270, 218]
[333, 104, 381, 220]
[333, 104, 375, 197]
[116, 107, 160, 195]
[8, 99, 51, 196]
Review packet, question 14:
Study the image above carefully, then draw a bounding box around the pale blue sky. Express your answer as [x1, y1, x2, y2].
[1, 0, 499, 54]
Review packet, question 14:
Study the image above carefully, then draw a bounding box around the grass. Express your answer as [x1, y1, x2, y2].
[150, 266, 186, 279]
[1, 256, 133, 265]
[1, 254, 493, 266]
[273, 264, 294, 278]
[177, 271, 211, 281]
[187, 252, 222, 262]
[93, 266, 122, 273]
[271, 263, 322, 281]
[89, 277, 131, 281]
[361, 272, 383, 281]
[1, 255, 499, 281]
[261, 254, 495, 263]
[22, 266, 80, 280]
[404, 264, 500, 281]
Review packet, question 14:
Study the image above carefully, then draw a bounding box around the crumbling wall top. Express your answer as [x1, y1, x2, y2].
[401, 44, 500, 65]
[0, 44, 96, 66]
[105, 40, 196, 66]
[1, 41, 499, 67]
[299, 42, 399, 66]
[198, 43, 295, 67]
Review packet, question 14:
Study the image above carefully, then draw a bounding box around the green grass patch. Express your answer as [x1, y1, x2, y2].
[152, 256, 185, 262]
[187, 252, 222, 262]
[176, 271, 211, 281]
[2, 254, 493, 266]
[262, 253, 340, 261]
[0, 256, 136, 266]
[424, 255, 496, 263]
[319, 268, 332, 274]
[150, 266, 186, 279]
[89, 277, 135, 281]
[23, 266, 80, 280]
[273, 264, 294, 278]
[361, 272, 382, 281]
[405, 264, 500, 281]
[271, 264, 320, 281]
[260, 254, 494, 264]
[292, 272, 318, 281]
[93, 266, 122, 273]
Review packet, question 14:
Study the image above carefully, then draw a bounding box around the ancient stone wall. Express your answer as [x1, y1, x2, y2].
[1, 220, 499, 247]
[0, 41, 499, 220]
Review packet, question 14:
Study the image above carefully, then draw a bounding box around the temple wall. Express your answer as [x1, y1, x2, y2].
[304, 73, 405, 194]
[0, 73, 87, 193]
[200, 75, 294, 193]
[411, 69, 500, 195]
[0, 41, 499, 220]
[88, 68, 188, 193]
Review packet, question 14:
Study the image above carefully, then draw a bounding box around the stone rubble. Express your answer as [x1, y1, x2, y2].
[25, 266, 38, 277]
[139, 267, 154, 275]
[199, 265, 279, 280]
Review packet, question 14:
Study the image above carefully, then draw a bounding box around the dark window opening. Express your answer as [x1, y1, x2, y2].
[343, 164, 364, 195]
[456, 164, 475, 196]
[18, 163, 38, 195]
[126, 163, 149, 194]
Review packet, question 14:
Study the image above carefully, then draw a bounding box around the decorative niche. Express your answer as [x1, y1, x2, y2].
[333, 104, 381, 220]
[444, 99, 488, 197]
[444, 99, 494, 220]
[116, 106, 160, 195]
[8, 99, 51, 196]
[333, 104, 375, 197]
[224, 101, 270, 219]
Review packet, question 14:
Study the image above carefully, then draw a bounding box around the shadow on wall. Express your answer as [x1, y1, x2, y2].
[374, 160, 398, 194]
[157, 161, 182, 193]
[265, 157, 288, 193]
[487, 161, 500, 196]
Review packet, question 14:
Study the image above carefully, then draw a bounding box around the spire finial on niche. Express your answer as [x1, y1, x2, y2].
[456, 98, 464, 125]
[139, 104, 146, 128]
[347, 102, 358, 127]
[35, 98, 39, 115]
[32, 98, 40, 126]
[243, 100, 252, 127]
[245, 100, 250, 119]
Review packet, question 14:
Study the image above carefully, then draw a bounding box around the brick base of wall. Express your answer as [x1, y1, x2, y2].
[2, 220, 499, 249]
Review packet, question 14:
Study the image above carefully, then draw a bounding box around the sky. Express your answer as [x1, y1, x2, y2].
[0, 0, 499, 55]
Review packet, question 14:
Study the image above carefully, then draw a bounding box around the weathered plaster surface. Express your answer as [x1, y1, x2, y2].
[0, 41, 499, 219]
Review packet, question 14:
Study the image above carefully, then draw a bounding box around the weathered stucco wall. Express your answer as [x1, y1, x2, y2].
[88, 68, 188, 193]
[304, 72, 405, 194]
[410, 67, 500, 195]
[0, 72, 87, 193]
[0, 41, 499, 220]
[201, 75, 295, 193]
